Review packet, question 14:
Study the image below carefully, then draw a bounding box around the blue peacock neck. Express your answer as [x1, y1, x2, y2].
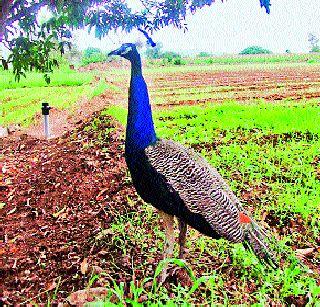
[125, 54, 157, 155]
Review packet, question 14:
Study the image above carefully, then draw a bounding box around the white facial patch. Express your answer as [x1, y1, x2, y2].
[122, 46, 132, 55]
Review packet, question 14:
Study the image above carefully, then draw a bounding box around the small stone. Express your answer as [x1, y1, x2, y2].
[0, 126, 8, 138]
[8, 124, 20, 134]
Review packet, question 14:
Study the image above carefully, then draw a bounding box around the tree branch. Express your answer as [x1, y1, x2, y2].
[1, 0, 271, 82]
[0, 0, 13, 42]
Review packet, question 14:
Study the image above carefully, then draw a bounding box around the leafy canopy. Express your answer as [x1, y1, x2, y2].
[0, 0, 271, 82]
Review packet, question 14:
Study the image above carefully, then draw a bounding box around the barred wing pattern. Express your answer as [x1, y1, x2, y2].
[145, 139, 245, 243]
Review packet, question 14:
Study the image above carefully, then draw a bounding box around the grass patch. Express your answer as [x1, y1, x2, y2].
[0, 66, 95, 90]
[0, 67, 114, 126]
[88, 183, 319, 305]
[102, 100, 319, 304]
[1, 86, 90, 126]
[147, 53, 320, 67]
[155, 101, 320, 135]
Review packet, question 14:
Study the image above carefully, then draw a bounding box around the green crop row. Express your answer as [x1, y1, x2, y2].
[147, 53, 320, 67]
[0, 66, 120, 126]
[0, 66, 96, 90]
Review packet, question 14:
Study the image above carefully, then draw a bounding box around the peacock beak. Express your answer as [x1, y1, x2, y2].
[108, 47, 122, 56]
[108, 48, 121, 56]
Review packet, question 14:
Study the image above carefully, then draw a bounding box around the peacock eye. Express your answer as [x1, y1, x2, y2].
[122, 47, 132, 55]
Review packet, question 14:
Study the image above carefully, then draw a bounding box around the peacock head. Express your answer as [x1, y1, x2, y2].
[108, 43, 139, 61]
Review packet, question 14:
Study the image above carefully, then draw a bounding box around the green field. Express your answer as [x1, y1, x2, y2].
[2, 55, 320, 126]
[103, 99, 320, 305]
[0, 67, 109, 126]
[146, 52, 320, 67]
[101, 58, 320, 305]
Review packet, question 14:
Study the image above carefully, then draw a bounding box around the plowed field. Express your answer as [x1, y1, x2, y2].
[145, 65, 320, 106]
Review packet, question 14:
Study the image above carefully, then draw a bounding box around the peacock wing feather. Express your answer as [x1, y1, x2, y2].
[145, 138, 245, 243]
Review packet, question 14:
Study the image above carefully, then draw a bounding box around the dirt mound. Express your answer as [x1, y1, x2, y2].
[0, 114, 140, 304]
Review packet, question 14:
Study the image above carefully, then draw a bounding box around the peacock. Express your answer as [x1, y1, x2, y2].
[108, 43, 277, 276]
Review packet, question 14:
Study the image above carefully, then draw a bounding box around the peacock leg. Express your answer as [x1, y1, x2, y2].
[159, 210, 175, 258]
[178, 218, 187, 259]
[158, 210, 175, 282]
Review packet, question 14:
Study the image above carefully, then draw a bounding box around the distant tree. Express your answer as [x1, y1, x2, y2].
[82, 47, 106, 65]
[308, 33, 320, 53]
[0, 0, 271, 81]
[161, 51, 181, 63]
[197, 52, 212, 57]
[239, 46, 272, 55]
[63, 46, 82, 64]
[285, 49, 291, 54]
[145, 42, 163, 59]
[145, 44, 182, 63]
[83, 47, 102, 58]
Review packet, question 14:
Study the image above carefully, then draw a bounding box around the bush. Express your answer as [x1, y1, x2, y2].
[162, 51, 181, 63]
[81, 47, 107, 65]
[205, 58, 214, 64]
[310, 46, 320, 53]
[81, 53, 107, 65]
[145, 43, 163, 59]
[197, 52, 212, 57]
[239, 46, 272, 55]
[173, 58, 186, 65]
[83, 47, 102, 58]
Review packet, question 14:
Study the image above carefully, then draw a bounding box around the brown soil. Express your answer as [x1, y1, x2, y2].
[78, 62, 320, 108]
[0, 114, 142, 305]
[0, 83, 130, 304]
[146, 66, 320, 106]
[78, 60, 130, 72]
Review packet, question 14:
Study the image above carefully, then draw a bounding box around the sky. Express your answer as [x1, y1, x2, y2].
[74, 0, 320, 55]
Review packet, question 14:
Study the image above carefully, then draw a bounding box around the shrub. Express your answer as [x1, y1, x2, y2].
[310, 46, 320, 53]
[145, 43, 163, 59]
[162, 51, 181, 63]
[81, 47, 107, 65]
[308, 33, 319, 53]
[197, 52, 212, 57]
[83, 47, 102, 58]
[173, 57, 186, 65]
[239, 46, 272, 55]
